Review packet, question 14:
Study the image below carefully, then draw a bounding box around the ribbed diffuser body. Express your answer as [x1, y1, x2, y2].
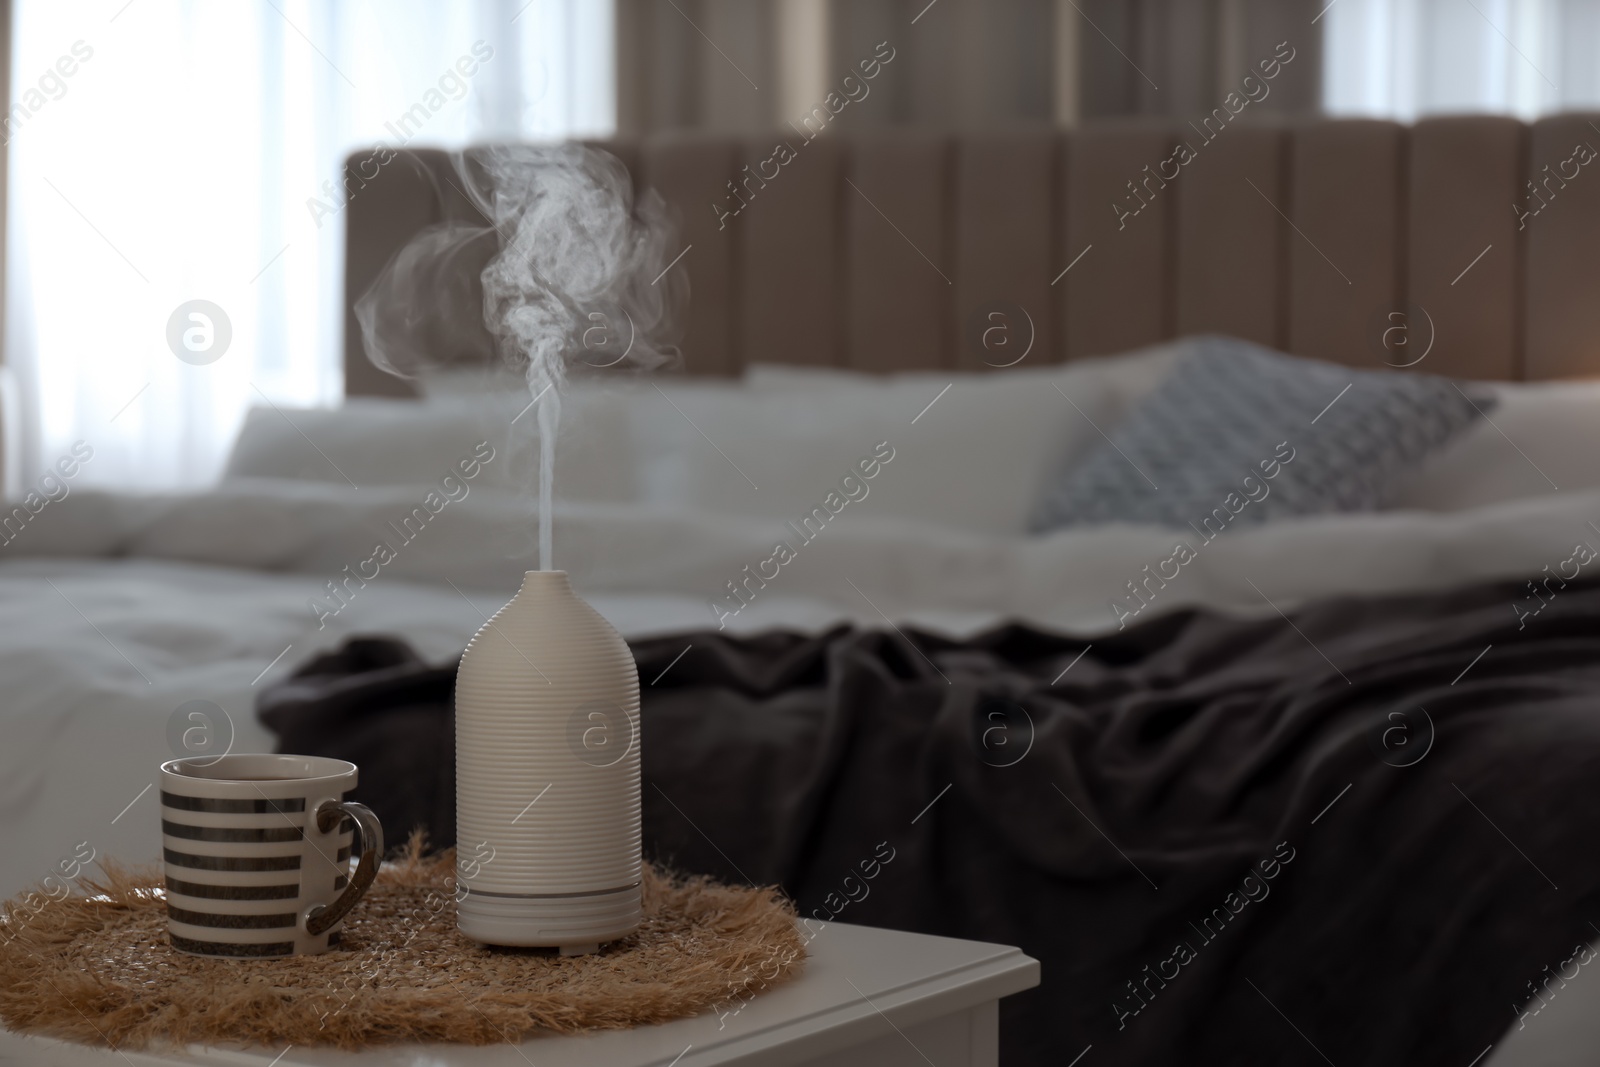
[455, 570, 642, 951]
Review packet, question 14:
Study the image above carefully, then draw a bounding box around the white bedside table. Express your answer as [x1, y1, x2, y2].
[0, 922, 1039, 1067]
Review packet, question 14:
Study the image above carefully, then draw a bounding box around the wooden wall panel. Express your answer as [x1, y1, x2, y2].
[343, 149, 451, 398]
[843, 132, 952, 370]
[343, 118, 1600, 394]
[1524, 113, 1600, 380]
[1174, 124, 1287, 348]
[583, 137, 642, 202]
[953, 130, 1058, 370]
[1061, 122, 1176, 361]
[737, 134, 844, 367]
[637, 133, 740, 375]
[1406, 117, 1523, 380]
[1286, 120, 1405, 368]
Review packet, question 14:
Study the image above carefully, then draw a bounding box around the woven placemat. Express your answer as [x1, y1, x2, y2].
[0, 838, 804, 1051]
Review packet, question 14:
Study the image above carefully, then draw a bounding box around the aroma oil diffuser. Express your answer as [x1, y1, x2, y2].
[455, 569, 642, 953]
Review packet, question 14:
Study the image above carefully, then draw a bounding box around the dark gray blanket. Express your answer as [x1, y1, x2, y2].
[259, 576, 1600, 1066]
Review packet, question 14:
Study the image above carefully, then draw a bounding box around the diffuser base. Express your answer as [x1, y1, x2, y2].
[457, 884, 641, 950]
[559, 942, 599, 957]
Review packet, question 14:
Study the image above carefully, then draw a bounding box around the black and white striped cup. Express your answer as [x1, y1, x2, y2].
[159, 754, 383, 958]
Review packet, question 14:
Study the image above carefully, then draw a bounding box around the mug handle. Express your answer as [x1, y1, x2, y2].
[304, 799, 384, 937]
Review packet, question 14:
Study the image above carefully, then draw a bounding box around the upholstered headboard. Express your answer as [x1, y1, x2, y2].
[343, 115, 1600, 396]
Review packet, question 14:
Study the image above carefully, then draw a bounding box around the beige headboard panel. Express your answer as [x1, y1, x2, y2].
[343, 115, 1600, 397]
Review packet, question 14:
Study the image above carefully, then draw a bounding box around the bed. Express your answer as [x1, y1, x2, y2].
[5, 115, 1600, 1066]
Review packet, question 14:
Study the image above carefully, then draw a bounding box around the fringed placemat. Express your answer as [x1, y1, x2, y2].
[0, 837, 804, 1051]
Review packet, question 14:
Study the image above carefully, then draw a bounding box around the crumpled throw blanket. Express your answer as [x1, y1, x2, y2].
[259, 576, 1600, 1066]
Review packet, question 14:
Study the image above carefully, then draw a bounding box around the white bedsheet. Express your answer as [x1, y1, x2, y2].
[10, 474, 1600, 633]
[0, 553, 857, 900]
[4, 472, 1600, 898]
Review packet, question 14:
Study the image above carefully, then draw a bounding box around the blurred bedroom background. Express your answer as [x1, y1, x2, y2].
[9, 4, 1600, 1065]
[2, 0, 1599, 492]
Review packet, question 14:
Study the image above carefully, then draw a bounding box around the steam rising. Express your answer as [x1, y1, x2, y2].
[356, 145, 683, 570]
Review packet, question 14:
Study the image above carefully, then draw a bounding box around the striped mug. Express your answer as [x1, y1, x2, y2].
[159, 754, 383, 958]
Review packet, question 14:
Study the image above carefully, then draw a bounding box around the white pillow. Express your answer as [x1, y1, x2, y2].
[1385, 378, 1600, 511]
[744, 343, 1178, 423]
[630, 344, 1179, 535]
[222, 382, 639, 502]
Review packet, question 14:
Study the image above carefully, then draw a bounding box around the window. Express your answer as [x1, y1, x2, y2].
[5, 0, 612, 489]
[1324, 0, 1600, 119]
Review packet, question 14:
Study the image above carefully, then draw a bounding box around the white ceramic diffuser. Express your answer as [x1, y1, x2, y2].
[455, 569, 642, 953]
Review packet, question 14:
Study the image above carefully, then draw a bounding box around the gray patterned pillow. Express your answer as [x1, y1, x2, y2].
[1029, 336, 1493, 532]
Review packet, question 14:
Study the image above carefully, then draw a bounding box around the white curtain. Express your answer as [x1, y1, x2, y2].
[1324, 0, 1600, 119]
[5, 0, 613, 490]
